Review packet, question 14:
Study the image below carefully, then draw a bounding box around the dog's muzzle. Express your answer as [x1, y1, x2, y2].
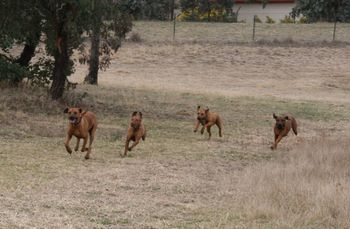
[131, 123, 140, 129]
[69, 116, 78, 124]
[277, 124, 283, 130]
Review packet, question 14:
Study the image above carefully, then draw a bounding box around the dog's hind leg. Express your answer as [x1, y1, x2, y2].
[74, 138, 80, 151]
[291, 118, 298, 135]
[85, 126, 96, 160]
[216, 119, 223, 137]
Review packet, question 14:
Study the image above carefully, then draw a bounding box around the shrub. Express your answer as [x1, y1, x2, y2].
[280, 15, 295, 23]
[178, 8, 235, 22]
[298, 16, 308, 24]
[0, 57, 27, 84]
[27, 57, 54, 88]
[265, 16, 275, 24]
[254, 15, 262, 23]
[128, 32, 142, 43]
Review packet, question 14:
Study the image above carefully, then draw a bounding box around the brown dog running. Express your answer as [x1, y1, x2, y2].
[194, 106, 222, 139]
[64, 107, 97, 159]
[271, 113, 297, 150]
[123, 111, 146, 157]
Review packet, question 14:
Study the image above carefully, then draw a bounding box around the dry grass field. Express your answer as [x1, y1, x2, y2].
[1, 22, 350, 228]
[130, 21, 350, 43]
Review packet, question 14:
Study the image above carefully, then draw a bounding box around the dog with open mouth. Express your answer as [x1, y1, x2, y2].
[271, 113, 297, 150]
[123, 111, 146, 157]
[64, 107, 97, 159]
[194, 106, 223, 139]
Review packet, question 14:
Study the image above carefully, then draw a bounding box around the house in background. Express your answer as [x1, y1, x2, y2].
[233, 0, 296, 22]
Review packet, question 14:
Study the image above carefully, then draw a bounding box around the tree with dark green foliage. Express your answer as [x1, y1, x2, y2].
[134, 0, 173, 20]
[0, 0, 41, 85]
[291, 0, 350, 22]
[84, 0, 136, 85]
[0, 0, 137, 99]
[41, 0, 90, 99]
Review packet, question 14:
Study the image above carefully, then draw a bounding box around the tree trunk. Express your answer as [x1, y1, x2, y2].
[16, 43, 37, 67]
[207, 2, 211, 22]
[84, 24, 100, 85]
[12, 31, 40, 85]
[50, 33, 68, 100]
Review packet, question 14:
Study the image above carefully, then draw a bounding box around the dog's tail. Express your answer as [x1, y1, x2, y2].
[291, 117, 298, 136]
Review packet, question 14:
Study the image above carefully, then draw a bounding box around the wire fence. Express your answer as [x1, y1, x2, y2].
[130, 20, 350, 44]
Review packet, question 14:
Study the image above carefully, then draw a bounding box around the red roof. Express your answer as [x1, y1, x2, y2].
[235, 0, 295, 3]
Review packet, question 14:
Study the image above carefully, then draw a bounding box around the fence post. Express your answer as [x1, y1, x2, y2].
[252, 15, 256, 42]
[333, 19, 337, 41]
[173, 17, 176, 42]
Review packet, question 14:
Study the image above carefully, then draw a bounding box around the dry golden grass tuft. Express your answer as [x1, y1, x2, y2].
[230, 137, 350, 228]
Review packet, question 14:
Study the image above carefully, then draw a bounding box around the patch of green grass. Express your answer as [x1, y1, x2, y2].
[219, 150, 275, 163]
[90, 217, 114, 226]
[116, 218, 129, 225]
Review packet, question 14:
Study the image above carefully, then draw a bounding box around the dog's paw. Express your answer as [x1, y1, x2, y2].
[128, 147, 132, 151]
[84, 154, 90, 160]
[81, 147, 88, 152]
[65, 146, 72, 154]
[74, 147, 79, 152]
[270, 146, 275, 150]
[193, 129, 197, 133]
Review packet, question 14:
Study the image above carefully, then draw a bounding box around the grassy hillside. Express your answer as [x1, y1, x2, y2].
[1, 84, 350, 228]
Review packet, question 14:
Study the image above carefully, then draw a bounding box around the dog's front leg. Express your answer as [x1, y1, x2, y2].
[81, 137, 88, 152]
[124, 139, 130, 156]
[206, 125, 212, 139]
[65, 134, 73, 154]
[200, 126, 205, 134]
[194, 120, 200, 133]
[204, 122, 214, 138]
[74, 138, 80, 151]
[128, 139, 140, 152]
[271, 135, 283, 150]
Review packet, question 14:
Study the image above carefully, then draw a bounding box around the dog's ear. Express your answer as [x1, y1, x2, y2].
[284, 115, 289, 120]
[64, 108, 69, 113]
[205, 108, 209, 113]
[138, 111, 143, 118]
[273, 113, 277, 119]
[132, 111, 138, 117]
[78, 108, 82, 113]
[197, 106, 201, 111]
